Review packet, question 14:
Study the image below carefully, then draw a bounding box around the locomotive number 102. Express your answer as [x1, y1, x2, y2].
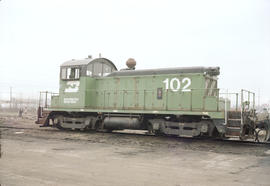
[163, 77, 191, 92]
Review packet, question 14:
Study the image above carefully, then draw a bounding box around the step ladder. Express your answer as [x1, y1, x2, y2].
[225, 111, 242, 138]
[223, 89, 256, 139]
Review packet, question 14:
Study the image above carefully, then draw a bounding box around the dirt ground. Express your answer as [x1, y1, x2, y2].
[1, 113, 270, 186]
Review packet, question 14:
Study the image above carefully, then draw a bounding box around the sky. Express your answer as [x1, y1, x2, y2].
[0, 0, 269, 103]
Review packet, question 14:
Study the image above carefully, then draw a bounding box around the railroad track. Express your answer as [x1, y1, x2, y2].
[1, 124, 270, 146]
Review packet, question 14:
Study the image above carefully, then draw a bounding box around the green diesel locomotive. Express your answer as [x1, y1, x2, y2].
[36, 56, 270, 142]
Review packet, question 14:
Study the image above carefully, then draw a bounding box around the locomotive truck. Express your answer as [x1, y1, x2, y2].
[36, 56, 270, 142]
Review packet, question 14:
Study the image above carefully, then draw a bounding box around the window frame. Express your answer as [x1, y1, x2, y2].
[86, 62, 116, 77]
[61, 67, 81, 80]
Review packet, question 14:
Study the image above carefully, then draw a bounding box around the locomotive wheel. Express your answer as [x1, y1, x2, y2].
[255, 128, 269, 142]
[52, 115, 65, 130]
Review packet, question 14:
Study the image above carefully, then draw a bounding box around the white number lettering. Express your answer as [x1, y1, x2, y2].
[163, 77, 191, 92]
[170, 78, 181, 92]
[163, 78, 169, 90]
[182, 77, 191, 92]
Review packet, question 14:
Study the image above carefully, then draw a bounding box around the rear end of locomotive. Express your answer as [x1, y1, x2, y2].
[35, 56, 270, 142]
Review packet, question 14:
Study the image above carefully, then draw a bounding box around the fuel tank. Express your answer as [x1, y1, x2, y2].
[103, 117, 141, 130]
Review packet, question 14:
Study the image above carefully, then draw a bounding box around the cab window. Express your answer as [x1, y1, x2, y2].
[61, 67, 80, 80]
[93, 63, 102, 76]
[103, 64, 112, 76]
[86, 64, 93, 76]
[86, 62, 116, 77]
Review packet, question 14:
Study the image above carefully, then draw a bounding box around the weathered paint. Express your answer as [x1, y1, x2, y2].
[50, 72, 224, 119]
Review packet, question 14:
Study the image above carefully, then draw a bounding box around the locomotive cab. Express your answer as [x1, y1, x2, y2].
[51, 57, 118, 109]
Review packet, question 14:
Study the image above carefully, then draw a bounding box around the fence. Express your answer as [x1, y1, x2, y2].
[0, 86, 40, 112]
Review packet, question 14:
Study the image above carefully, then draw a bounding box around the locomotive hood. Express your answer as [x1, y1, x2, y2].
[106, 66, 220, 77]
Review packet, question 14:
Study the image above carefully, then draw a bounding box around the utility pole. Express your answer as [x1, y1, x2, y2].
[10, 87, 12, 109]
[258, 88, 260, 107]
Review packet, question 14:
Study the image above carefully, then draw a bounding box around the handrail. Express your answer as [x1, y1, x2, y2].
[38, 91, 59, 108]
[43, 88, 256, 119]
[240, 89, 256, 126]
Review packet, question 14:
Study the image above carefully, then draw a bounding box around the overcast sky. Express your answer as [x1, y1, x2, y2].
[0, 0, 269, 103]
